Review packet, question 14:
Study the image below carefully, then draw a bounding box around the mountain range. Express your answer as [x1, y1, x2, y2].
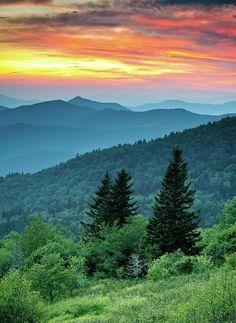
[0, 96, 231, 175]
[0, 116, 235, 236]
[0, 94, 40, 108]
[69, 96, 128, 111]
[132, 100, 236, 115]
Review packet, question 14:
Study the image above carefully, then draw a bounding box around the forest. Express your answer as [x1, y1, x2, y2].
[0, 146, 236, 322]
[0, 116, 236, 237]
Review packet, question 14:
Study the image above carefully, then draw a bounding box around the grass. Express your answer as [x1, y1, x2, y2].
[44, 267, 236, 322]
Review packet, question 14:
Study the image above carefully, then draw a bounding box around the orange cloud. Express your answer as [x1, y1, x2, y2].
[0, 2, 235, 96]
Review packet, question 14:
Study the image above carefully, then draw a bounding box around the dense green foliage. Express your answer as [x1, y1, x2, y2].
[80, 215, 147, 278]
[0, 192, 235, 322]
[147, 147, 200, 257]
[147, 251, 194, 280]
[0, 270, 44, 323]
[0, 117, 235, 236]
[26, 252, 79, 301]
[147, 252, 212, 281]
[0, 231, 21, 277]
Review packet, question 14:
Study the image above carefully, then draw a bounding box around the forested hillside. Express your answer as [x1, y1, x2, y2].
[0, 117, 236, 236]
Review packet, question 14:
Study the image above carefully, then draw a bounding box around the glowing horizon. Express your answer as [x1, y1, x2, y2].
[0, 1, 235, 104]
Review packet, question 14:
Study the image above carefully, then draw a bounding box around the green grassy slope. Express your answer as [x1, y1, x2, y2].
[45, 268, 236, 323]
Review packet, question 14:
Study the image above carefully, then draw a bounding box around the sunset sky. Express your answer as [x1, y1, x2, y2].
[0, 0, 236, 104]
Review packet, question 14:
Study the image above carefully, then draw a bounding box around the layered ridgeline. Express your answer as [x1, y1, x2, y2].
[133, 100, 236, 115]
[0, 97, 229, 175]
[0, 105, 8, 112]
[0, 94, 40, 108]
[0, 117, 235, 236]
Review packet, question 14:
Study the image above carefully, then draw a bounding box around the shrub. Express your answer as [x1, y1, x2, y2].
[26, 253, 82, 301]
[0, 270, 44, 323]
[179, 270, 236, 323]
[22, 238, 78, 271]
[219, 197, 236, 227]
[225, 253, 236, 270]
[204, 225, 236, 264]
[21, 216, 60, 259]
[80, 215, 147, 278]
[147, 250, 193, 281]
[192, 255, 213, 274]
[0, 232, 21, 276]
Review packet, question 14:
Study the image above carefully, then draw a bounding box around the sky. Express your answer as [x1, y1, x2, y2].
[0, 0, 236, 105]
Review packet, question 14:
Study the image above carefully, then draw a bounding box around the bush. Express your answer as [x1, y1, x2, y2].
[147, 250, 193, 281]
[80, 215, 147, 278]
[0, 270, 44, 323]
[225, 253, 236, 270]
[179, 270, 236, 323]
[219, 197, 236, 227]
[22, 238, 78, 271]
[0, 232, 21, 276]
[26, 253, 82, 301]
[21, 216, 60, 259]
[204, 225, 236, 264]
[192, 255, 213, 274]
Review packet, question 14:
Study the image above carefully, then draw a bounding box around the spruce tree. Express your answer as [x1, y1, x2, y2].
[147, 147, 200, 257]
[84, 171, 112, 237]
[110, 169, 138, 227]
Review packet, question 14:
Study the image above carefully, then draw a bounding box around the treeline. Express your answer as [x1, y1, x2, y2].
[0, 117, 236, 237]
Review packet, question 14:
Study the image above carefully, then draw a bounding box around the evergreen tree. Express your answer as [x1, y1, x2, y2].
[147, 147, 200, 257]
[110, 169, 138, 227]
[84, 171, 112, 237]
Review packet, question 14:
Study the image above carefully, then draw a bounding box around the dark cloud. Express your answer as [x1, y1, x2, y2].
[76, 0, 236, 10]
[0, 0, 52, 4]
[10, 10, 130, 27]
[6, 0, 236, 38]
[158, 1, 236, 4]
[75, 1, 158, 12]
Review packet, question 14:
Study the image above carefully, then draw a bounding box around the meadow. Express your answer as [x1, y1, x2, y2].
[46, 268, 236, 323]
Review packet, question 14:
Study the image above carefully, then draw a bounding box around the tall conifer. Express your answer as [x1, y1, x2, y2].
[147, 147, 200, 257]
[84, 171, 112, 237]
[110, 169, 138, 227]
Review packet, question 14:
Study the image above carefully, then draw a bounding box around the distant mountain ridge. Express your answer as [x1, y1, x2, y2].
[0, 105, 8, 111]
[133, 100, 236, 115]
[0, 99, 224, 129]
[0, 96, 234, 175]
[0, 100, 94, 128]
[0, 94, 40, 108]
[69, 96, 129, 111]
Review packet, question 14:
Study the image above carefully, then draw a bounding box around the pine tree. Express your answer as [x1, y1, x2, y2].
[110, 169, 138, 227]
[84, 171, 112, 237]
[147, 147, 200, 257]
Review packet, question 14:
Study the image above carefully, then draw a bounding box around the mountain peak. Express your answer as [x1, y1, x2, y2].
[69, 96, 129, 111]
